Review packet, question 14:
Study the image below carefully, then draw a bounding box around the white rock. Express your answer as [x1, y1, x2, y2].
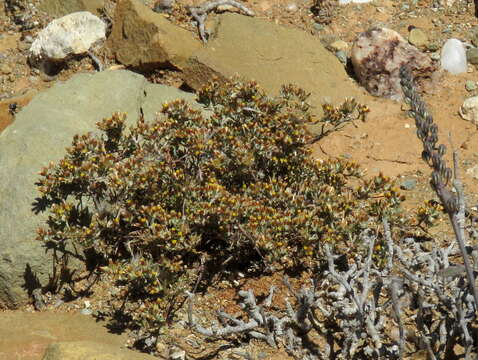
[459, 96, 478, 125]
[441, 38, 467, 75]
[286, 3, 298, 12]
[30, 11, 105, 61]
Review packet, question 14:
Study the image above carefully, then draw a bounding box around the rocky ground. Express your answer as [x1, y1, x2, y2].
[2, 0, 478, 359]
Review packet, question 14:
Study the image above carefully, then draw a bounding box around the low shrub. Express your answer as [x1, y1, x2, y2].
[36, 79, 408, 343]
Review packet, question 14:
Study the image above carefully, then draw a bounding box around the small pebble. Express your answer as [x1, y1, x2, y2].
[427, 43, 440, 52]
[467, 48, 478, 65]
[442, 26, 452, 34]
[80, 308, 93, 315]
[313, 23, 325, 32]
[408, 28, 428, 48]
[335, 50, 347, 64]
[400, 178, 417, 190]
[286, 2, 298, 12]
[0, 64, 12, 74]
[466, 80, 477, 91]
[170, 349, 186, 360]
[430, 52, 441, 61]
[18, 41, 30, 51]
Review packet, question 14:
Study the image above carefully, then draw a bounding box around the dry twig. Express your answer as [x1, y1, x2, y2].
[188, 0, 254, 42]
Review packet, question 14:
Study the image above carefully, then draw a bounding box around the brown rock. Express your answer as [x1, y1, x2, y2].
[408, 28, 428, 49]
[38, 0, 105, 17]
[183, 13, 366, 114]
[41, 341, 157, 360]
[351, 27, 435, 99]
[108, 0, 201, 71]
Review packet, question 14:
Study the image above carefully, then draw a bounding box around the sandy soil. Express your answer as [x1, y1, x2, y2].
[2, 0, 478, 358]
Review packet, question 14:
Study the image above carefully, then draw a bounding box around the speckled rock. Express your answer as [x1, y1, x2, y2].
[351, 27, 435, 99]
[30, 12, 105, 62]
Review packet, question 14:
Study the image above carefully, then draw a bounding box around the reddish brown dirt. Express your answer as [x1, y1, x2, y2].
[2, 0, 478, 359]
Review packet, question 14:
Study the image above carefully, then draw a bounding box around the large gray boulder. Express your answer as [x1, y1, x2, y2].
[0, 70, 201, 308]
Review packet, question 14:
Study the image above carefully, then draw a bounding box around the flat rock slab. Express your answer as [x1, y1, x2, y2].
[0, 311, 154, 360]
[183, 13, 368, 112]
[42, 341, 156, 360]
[38, 0, 105, 17]
[0, 70, 201, 308]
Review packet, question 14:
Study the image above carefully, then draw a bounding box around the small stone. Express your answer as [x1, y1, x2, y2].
[313, 23, 325, 32]
[169, 349, 186, 360]
[32, 288, 46, 311]
[441, 38, 467, 75]
[465, 80, 477, 91]
[18, 41, 30, 51]
[156, 342, 168, 356]
[460, 96, 478, 125]
[0, 64, 12, 74]
[329, 40, 348, 52]
[80, 308, 93, 315]
[430, 52, 441, 61]
[427, 42, 440, 52]
[153, 0, 174, 12]
[335, 50, 347, 64]
[286, 3, 298, 12]
[467, 48, 478, 65]
[400, 178, 417, 190]
[442, 26, 453, 34]
[408, 28, 428, 48]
